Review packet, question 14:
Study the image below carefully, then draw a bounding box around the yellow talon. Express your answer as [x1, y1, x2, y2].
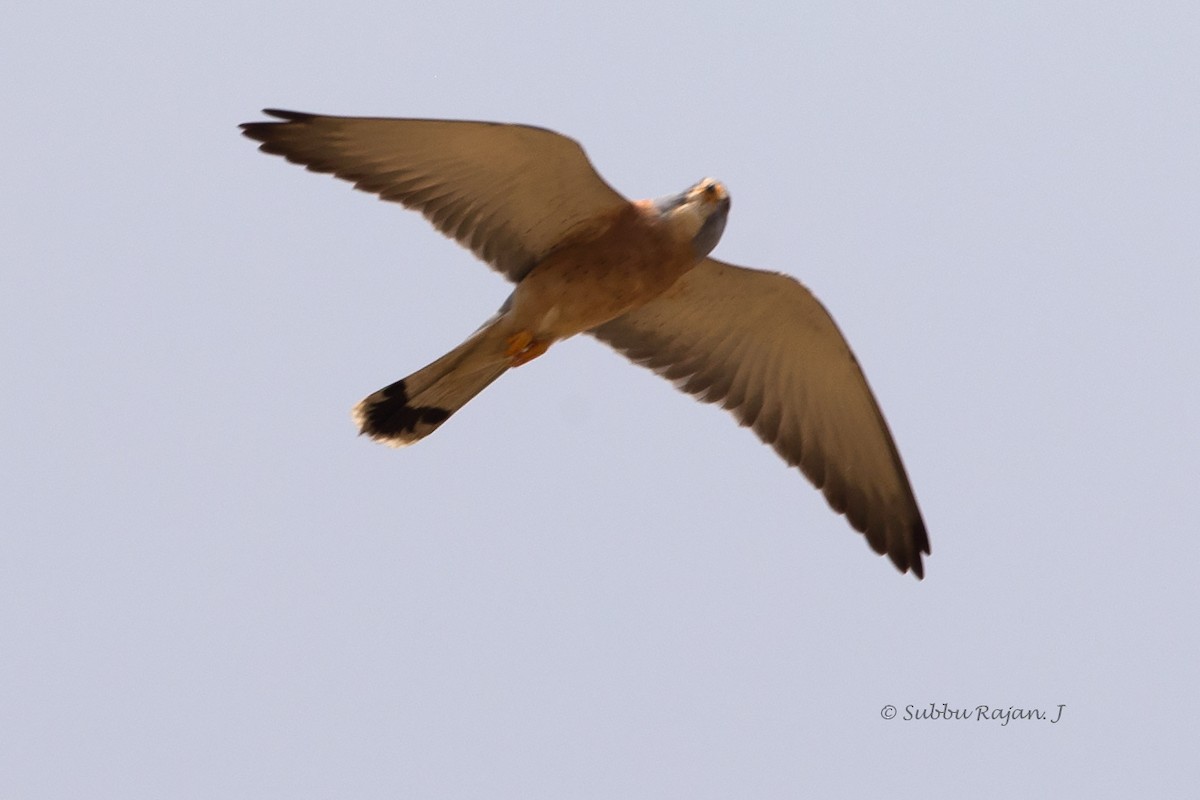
[505, 331, 534, 358]
[505, 331, 549, 366]
[510, 339, 549, 367]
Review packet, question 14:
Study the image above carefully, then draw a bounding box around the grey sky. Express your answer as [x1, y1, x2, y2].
[3, 1, 1198, 797]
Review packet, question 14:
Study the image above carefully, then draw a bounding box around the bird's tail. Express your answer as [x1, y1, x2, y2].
[352, 317, 512, 446]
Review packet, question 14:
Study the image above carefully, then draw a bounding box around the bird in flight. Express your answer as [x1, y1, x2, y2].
[240, 109, 930, 577]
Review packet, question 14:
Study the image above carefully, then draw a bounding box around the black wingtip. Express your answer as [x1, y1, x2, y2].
[891, 518, 930, 580]
[261, 108, 317, 121]
[909, 556, 926, 581]
[885, 550, 925, 580]
[239, 109, 318, 142]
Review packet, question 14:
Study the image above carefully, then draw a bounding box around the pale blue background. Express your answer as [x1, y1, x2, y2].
[3, 1, 1198, 797]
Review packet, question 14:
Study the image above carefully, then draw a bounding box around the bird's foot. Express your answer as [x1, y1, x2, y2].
[505, 331, 549, 367]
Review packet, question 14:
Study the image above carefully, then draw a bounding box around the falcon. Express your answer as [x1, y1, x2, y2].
[240, 109, 931, 577]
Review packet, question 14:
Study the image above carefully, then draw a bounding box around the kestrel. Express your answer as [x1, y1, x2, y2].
[241, 109, 930, 577]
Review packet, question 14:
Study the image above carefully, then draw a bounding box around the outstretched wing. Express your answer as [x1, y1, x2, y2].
[240, 110, 627, 281]
[592, 258, 929, 577]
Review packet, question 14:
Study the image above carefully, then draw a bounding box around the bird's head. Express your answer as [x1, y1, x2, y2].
[652, 178, 731, 259]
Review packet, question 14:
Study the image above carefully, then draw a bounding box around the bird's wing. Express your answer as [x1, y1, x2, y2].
[591, 258, 929, 577]
[240, 110, 627, 282]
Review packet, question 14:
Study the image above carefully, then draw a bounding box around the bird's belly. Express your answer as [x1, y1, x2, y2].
[509, 226, 696, 340]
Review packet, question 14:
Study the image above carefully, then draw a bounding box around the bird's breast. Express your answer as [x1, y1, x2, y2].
[508, 204, 700, 339]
